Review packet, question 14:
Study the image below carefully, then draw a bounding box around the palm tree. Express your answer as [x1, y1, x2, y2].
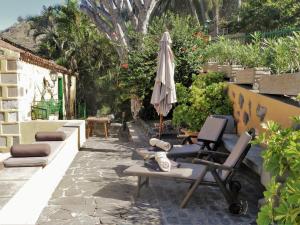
[153, 0, 202, 24]
[30, 0, 119, 117]
[205, 0, 223, 35]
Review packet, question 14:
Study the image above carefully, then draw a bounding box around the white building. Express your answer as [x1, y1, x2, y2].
[0, 38, 76, 151]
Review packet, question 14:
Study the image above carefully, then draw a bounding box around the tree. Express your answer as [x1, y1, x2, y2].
[229, 0, 300, 33]
[31, 0, 119, 118]
[152, 0, 202, 25]
[80, 0, 212, 61]
[119, 13, 207, 120]
[204, 0, 223, 35]
[80, 0, 159, 61]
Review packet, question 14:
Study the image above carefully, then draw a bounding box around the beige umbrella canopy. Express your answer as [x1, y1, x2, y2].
[151, 31, 177, 137]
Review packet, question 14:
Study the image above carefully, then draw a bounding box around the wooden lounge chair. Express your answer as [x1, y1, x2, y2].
[136, 116, 228, 160]
[124, 129, 255, 214]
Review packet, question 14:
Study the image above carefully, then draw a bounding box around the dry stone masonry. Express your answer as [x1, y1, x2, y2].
[0, 56, 20, 152]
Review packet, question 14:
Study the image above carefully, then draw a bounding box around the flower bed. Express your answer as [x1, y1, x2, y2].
[256, 73, 300, 95]
[204, 33, 300, 96]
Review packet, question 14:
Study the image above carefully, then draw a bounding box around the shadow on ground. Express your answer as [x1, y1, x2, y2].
[37, 123, 263, 225]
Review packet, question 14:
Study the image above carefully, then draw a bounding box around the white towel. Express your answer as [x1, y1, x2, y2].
[155, 152, 171, 172]
[149, 138, 172, 151]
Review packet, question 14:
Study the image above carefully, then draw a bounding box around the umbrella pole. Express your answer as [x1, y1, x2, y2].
[159, 114, 163, 139]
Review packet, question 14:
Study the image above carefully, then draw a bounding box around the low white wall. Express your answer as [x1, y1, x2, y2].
[20, 120, 86, 146]
[63, 120, 86, 147]
[20, 120, 67, 144]
[0, 126, 78, 224]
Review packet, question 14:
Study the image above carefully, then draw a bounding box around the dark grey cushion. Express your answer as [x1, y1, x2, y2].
[35, 131, 66, 141]
[212, 115, 236, 134]
[11, 144, 51, 157]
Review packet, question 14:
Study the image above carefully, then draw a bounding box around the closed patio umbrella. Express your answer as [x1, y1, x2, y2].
[151, 31, 177, 138]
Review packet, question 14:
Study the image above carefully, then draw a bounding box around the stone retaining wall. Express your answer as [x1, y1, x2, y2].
[0, 58, 20, 151]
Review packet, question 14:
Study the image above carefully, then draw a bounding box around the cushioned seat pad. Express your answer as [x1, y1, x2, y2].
[4, 141, 66, 167]
[11, 144, 51, 157]
[124, 162, 215, 182]
[167, 144, 202, 157]
[35, 131, 66, 141]
[4, 157, 48, 167]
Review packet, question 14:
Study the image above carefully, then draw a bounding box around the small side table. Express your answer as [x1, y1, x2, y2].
[86, 117, 111, 138]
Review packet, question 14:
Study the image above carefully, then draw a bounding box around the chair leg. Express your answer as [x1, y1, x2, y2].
[211, 170, 235, 205]
[136, 176, 150, 197]
[145, 177, 150, 187]
[136, 176, 142, 197]
[180, 167, 208, 208]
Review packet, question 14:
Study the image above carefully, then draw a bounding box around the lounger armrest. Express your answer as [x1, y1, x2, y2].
[177, 134, 197, 138]
[192, 159, 232, 171]
[199, 150, 230, 157]
[178, 135, 198, 145]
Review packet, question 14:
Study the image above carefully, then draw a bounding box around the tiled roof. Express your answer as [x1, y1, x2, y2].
[0, 38, 74, 76]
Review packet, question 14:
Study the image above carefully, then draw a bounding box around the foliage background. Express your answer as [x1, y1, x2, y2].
[255, 121, 300, 225]
[229, 0, 300, 33]
[205, 32, 300, 75]
[120, 13, 207, 120]
[30, 0, 120, 117]
[172, 72, 232, 131]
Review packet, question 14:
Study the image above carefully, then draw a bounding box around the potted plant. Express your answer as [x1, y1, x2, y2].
[253, 34, 300, 95]
[232, 33, 266, 84]
[204, 38, 234, 77]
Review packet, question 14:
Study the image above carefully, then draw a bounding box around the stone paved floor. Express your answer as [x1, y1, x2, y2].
[37, 123, 264, 225]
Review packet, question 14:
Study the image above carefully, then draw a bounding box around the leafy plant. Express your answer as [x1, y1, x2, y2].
[229, 0, 300, 33]
[172, 72, 232, 131]
[205, 31, 300, 74]
[264, 37, 296, 74]
[204, 37, 240, 65]
[31, 0, 119, 117]
[204, 33, 266, 68]
[120, 13, 207, 120]
[255, 121, 300, 225]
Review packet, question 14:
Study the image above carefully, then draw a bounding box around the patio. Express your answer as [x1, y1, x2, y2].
[37, 123, 263, 225]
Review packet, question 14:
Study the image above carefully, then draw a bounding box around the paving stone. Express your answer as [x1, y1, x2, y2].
[37, 123, 263, 225]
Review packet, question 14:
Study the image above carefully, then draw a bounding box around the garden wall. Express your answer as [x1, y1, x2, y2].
[228, 83, 300, 135]
[0, 42, 76, 152]
[0, 54, 21, 151]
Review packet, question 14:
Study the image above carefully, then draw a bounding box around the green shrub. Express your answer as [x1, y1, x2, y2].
[120, 13, 207, 120]
[205, 32, 300, 74]
[255, 121, 300, 225]
[172, 72, 232, 131]
[262, 32, 300, 74]
[98, 105, 111, 116]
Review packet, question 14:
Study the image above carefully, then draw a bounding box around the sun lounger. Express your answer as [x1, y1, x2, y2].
[124, 129, 255, 214]
[136, 116, 228, 160]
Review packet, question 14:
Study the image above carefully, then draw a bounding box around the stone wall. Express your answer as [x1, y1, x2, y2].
[0, 57, 20, 151]
[0, 59, 61, 152]
[0, 47, 76, 151]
